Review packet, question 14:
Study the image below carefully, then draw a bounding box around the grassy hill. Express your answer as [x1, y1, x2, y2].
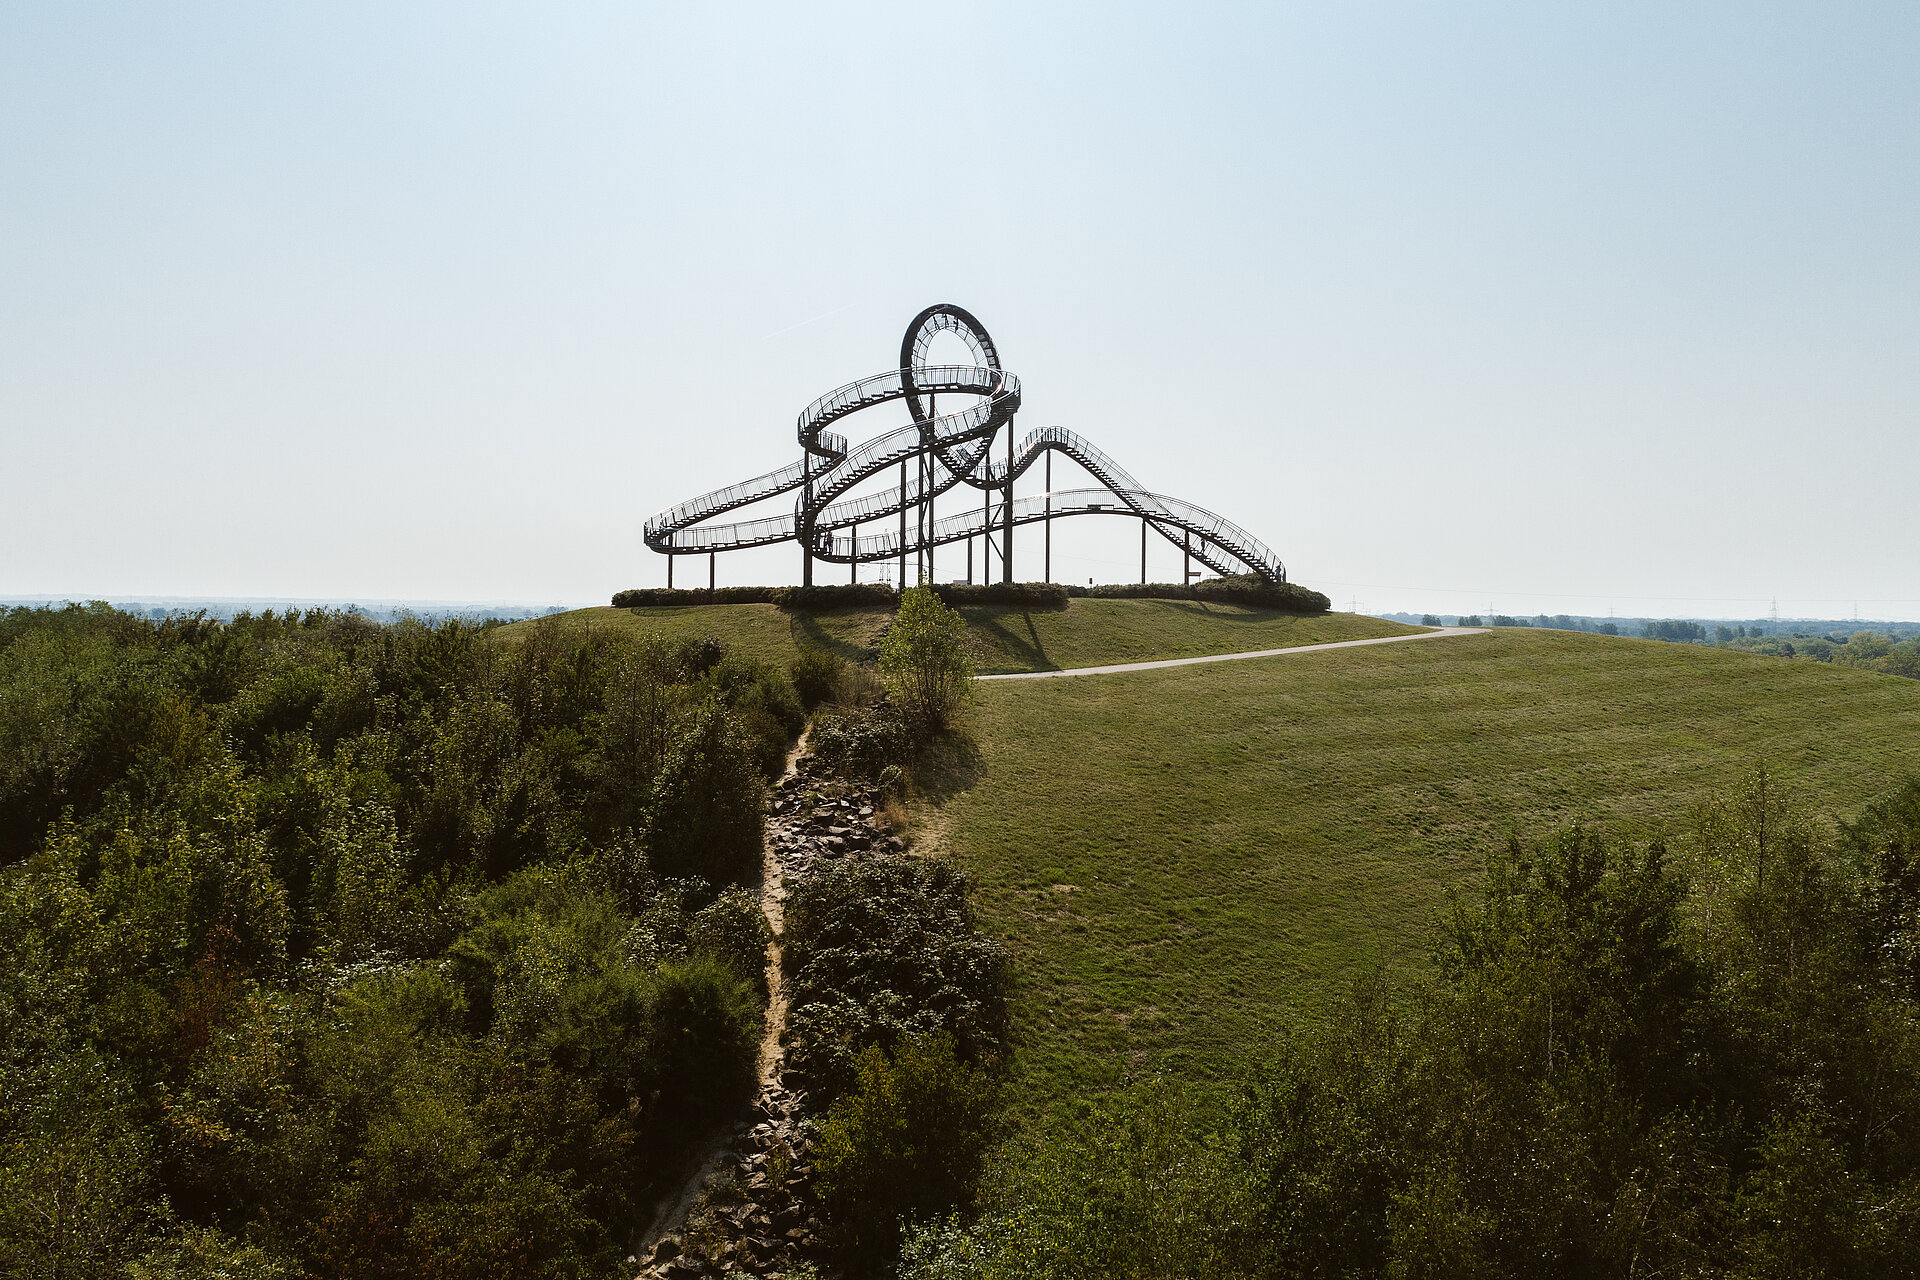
[921, 627, 1920, 1112]
[496, 602, 894, 666]
[497, 599, 1413, 674]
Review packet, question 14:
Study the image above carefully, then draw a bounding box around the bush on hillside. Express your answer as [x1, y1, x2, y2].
[930, 582, 1069, 610]
[816, 1035, 1000, 1275]
[613, 586, 778, 607]
[880, 587, 974, 733]
[789, 647, 847, 710]
[808, 703, 913, 780]
[1062, 574, 1331, 613]
[611, 582, 899, 611]
[781, 858, 1011, 1105]
[772, 582, 898, 611]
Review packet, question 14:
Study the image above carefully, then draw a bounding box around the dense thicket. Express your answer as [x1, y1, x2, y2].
[782, 858, 1012, 1107]
[0, 604, 794, 1277]
[906, 769, 1920, 1279]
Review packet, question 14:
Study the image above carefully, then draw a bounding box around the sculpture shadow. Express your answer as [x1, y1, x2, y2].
[959, 609, 1053, 673]
[786, 609, 881, 664]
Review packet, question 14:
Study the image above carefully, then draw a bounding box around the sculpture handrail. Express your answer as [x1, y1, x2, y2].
[645, 305, 1287, 586]
[817, 488, 1268, 580]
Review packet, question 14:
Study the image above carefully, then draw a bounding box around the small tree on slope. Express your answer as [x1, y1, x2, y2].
[879, 586, 974, 733]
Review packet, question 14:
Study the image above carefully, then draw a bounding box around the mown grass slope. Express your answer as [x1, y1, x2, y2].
[927, 628, 1920, 1111]
[953, 600, 1415, 674]
[498, 600, 1411, 674]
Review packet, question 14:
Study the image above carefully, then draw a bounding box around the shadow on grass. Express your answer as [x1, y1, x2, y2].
[1153, 599, 1321, 630]
[961, 609, 1055, 672]
[787, 609, 880, 664]
[913, 727, 984, 803]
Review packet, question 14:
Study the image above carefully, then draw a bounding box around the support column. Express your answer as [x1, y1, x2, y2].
[1141, 518, 1148, 584]
[1043, 451, 1052, 583]
[1183, 529, 1191, 585]
[851, 524, 857, 583]
[926, 396, 935, 587]
[800, 452, 813, 587]
[982, 485, 992, 579]
[709, 552, 715, 594]
[1002, 426, 1014, 584]
[667, 554, 673, 590]
[967, 532, 973, 584]
[898, 460, 907, 591]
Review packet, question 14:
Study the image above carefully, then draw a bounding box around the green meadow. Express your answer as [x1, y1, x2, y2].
[925, 627, 1920, 1111]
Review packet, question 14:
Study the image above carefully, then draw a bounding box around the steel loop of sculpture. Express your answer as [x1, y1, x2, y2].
[644, 305, 1287, 588]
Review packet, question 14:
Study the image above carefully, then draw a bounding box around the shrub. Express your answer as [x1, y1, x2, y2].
[686, 886, 773, 999]
[772, 582, 898, 611]
[782, 858, 1010, 1103]
[612, 583, 899, 611]
[879, 587, 974, 732]
[789, 647, 846, 710]
[647, 955, 762, 1132]
[816, 1035, 1000, 1274]
[808, 704, 912, 780]
[612, 586, 777, 607]
[1062, 574, 1331, 613]
[929, 582, 1069, 610]
[706, 652, 804, 777]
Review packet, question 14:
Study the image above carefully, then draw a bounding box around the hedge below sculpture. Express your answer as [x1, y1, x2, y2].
[612, 575, 1329, 615]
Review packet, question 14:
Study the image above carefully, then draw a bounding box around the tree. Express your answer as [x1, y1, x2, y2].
[879, 587, 973, 733]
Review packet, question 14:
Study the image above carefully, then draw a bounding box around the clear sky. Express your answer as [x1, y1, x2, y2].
[4, 3, 1916, 618]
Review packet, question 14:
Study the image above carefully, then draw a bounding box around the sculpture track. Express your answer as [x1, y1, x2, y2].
[645, 305, 1288, 585]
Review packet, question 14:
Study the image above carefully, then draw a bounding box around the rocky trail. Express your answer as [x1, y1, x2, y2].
[633, 729, 906, 1280]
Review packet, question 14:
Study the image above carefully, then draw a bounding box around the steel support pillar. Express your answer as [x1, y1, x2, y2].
[982, 485, 992, 579]
[709, 552, 715, 593]
[667, 555, 673, 589]
[851, 524, 857, 583]
[1183, 529, 1191, 585]
[1141, 518, 1148, 584]
[898, 460, 907, 590]
[1002, 428, 1014, 584]
[1043, 451, 1051, 583]
[800, 453, 813, 587]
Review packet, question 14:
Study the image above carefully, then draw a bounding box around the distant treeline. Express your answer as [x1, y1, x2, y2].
[1387, 611, 1920, 680]
[1391, 611, 1920, 641]
[5, 599, 579, 624]
[614, 575, 1332, 615]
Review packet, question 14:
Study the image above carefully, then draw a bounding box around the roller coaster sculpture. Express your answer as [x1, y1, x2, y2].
[644, 305, 1287, 590]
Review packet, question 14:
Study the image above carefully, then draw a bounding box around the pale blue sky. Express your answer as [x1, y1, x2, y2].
[4, 3, 1915, 617]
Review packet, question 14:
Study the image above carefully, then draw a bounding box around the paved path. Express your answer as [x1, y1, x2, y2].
[977, 626, 1490, 681]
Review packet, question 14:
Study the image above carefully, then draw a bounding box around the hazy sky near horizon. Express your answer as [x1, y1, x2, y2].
[4, 3, 1916, 618]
